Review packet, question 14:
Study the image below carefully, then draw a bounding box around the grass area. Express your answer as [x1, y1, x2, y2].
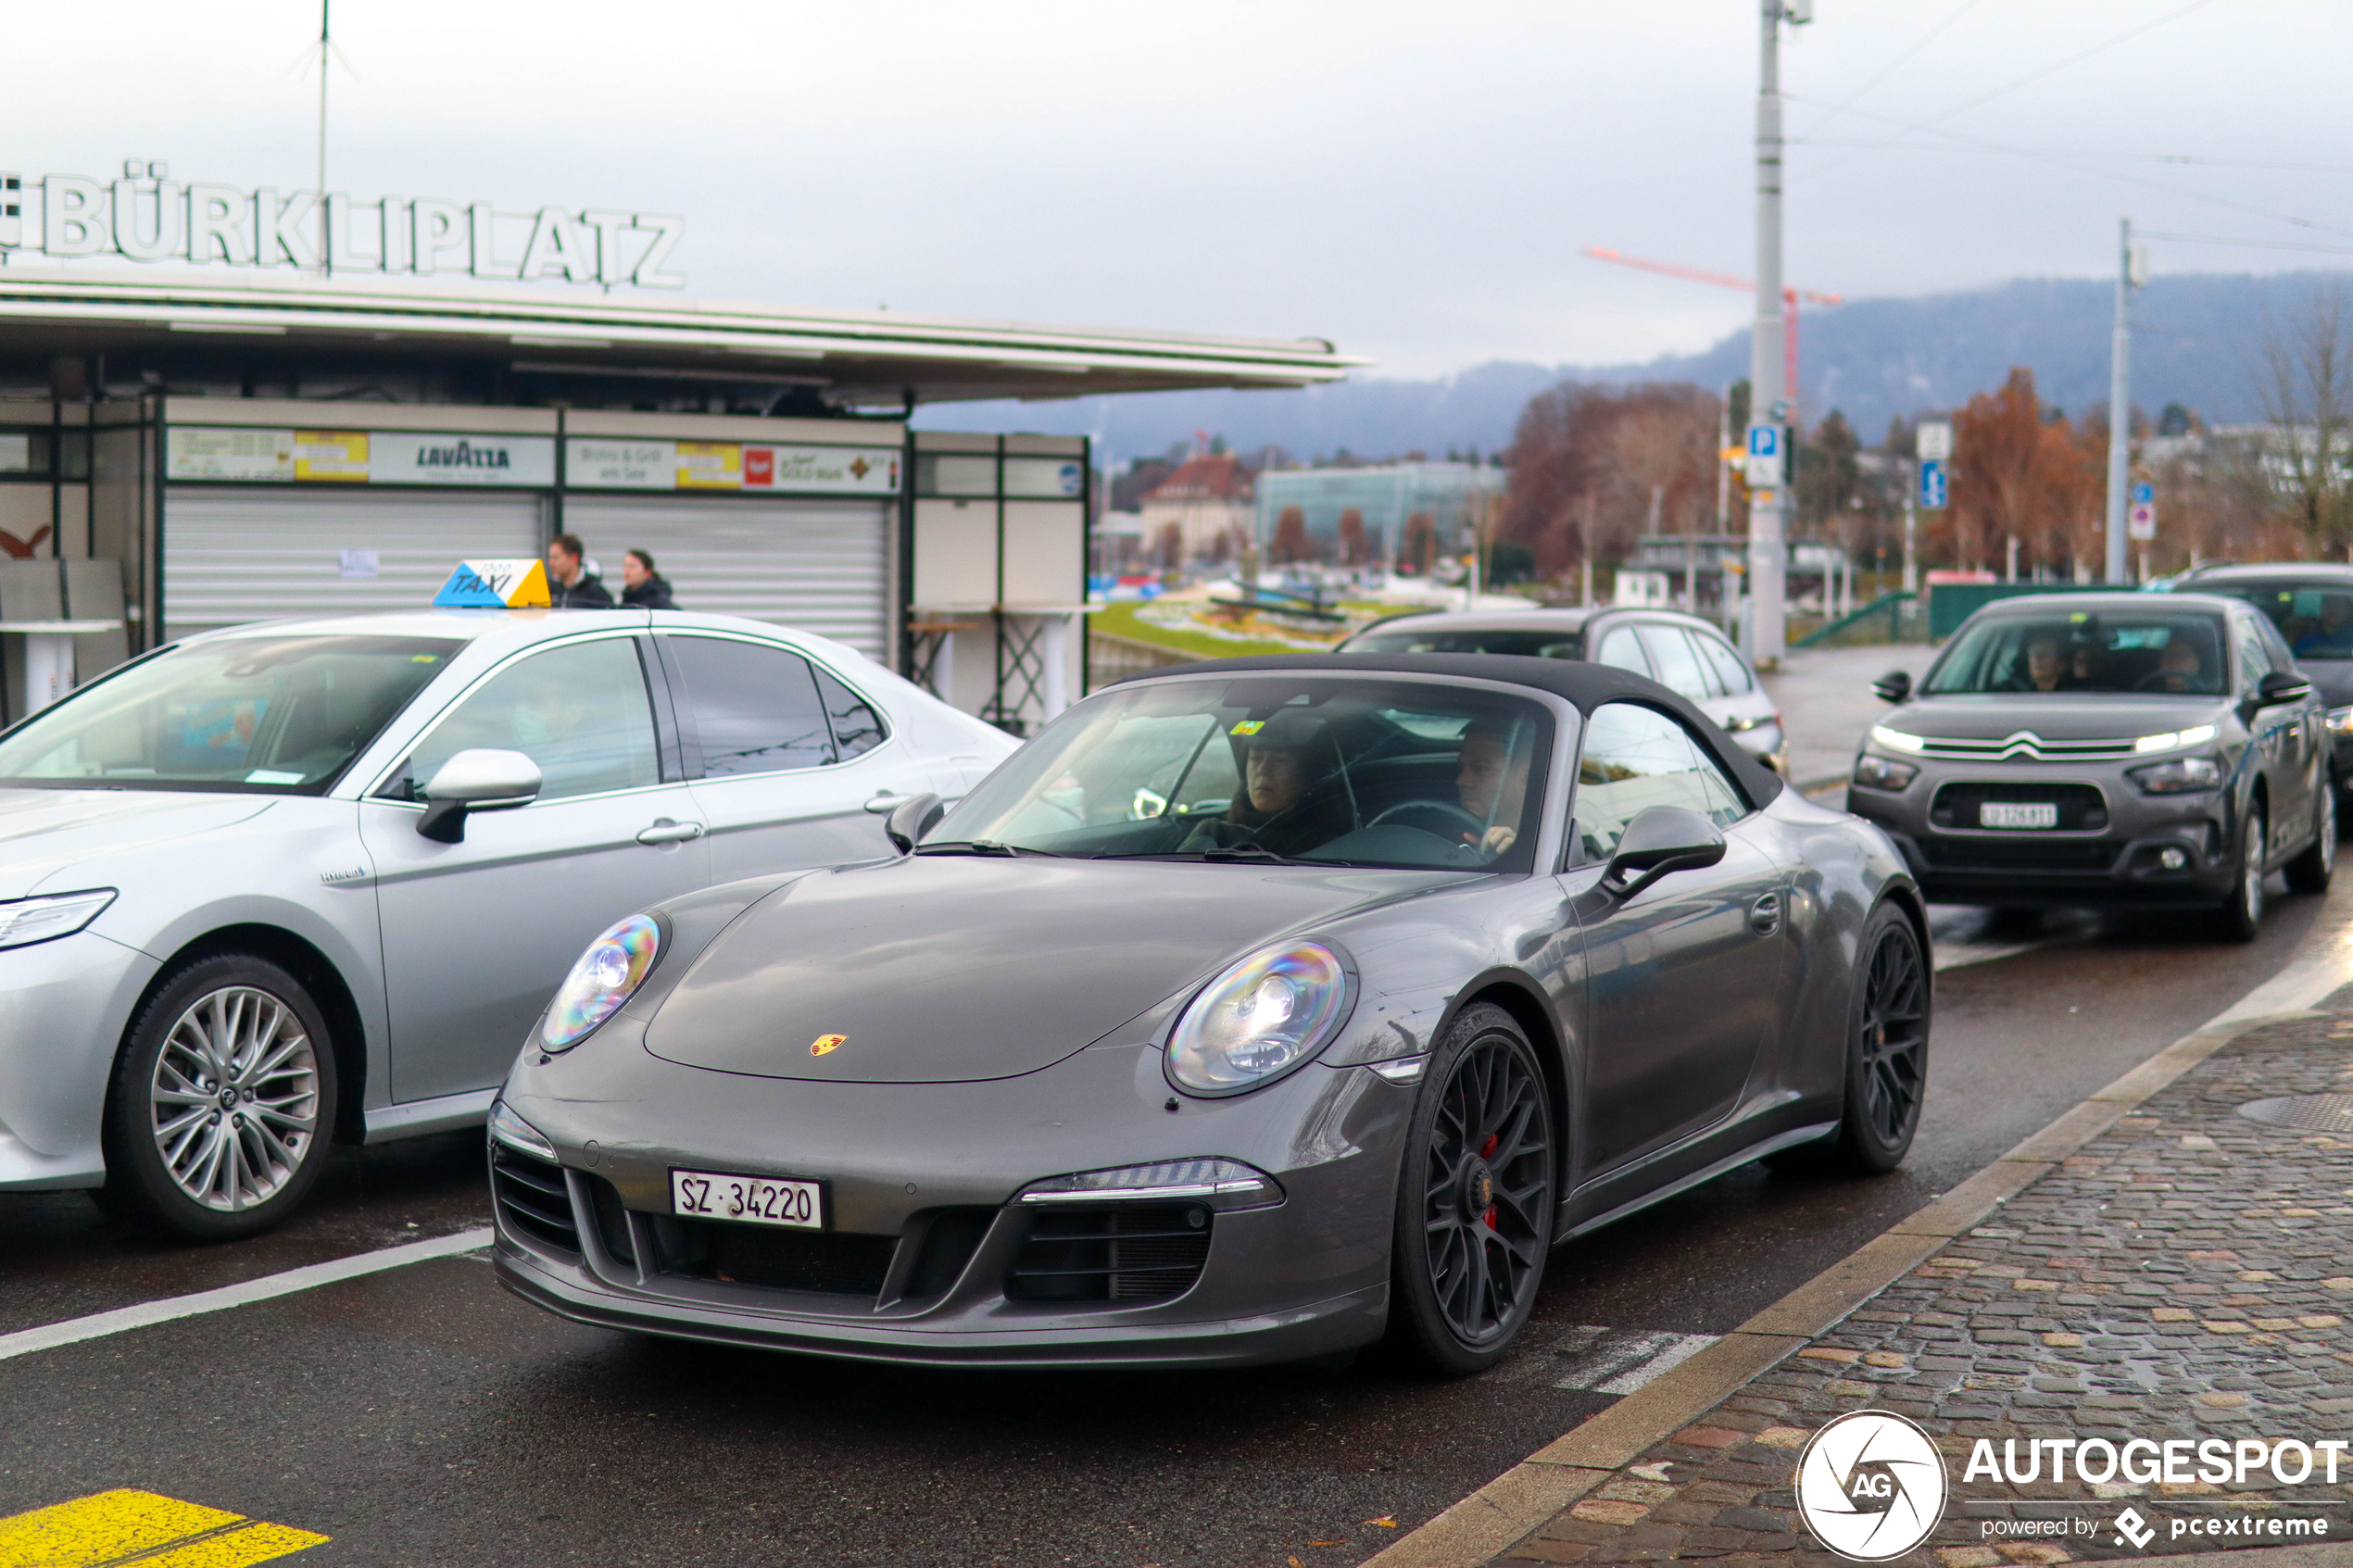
[1090, 600, 1323, 659]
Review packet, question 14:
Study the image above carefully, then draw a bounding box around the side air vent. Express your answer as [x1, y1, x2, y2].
[491, 1143, 581, 1258]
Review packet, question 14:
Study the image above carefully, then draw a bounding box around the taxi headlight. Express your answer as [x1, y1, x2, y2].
[1166, 941, 1353, 1096]
[0, 888, 117, 951]
[1853, 754, 1919, 791]
[2126, 756, 2225, 795]
[2329, 705, 2353, 737]
[540, 913, 661, 1050]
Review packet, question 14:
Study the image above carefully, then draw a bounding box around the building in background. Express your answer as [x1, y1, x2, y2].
[1139, 451, 1255, 562]
[1253, 462, 1504, 569]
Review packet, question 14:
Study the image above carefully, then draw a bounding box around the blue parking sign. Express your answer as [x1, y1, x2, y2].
[1919, 458, 1947, 509]
[2131, 482, 2154, 506]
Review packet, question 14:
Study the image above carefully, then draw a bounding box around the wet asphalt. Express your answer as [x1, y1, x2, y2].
[1, 884, 2344, 1568]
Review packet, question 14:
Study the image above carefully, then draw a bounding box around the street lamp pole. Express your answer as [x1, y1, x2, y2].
[1749, 0, 1804, 665]
[2102, 217, 2136, 584]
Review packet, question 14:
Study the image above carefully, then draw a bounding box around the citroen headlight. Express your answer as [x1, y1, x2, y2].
[2126, 756, 2225, 795]
[0, 888, 116, 950]
[1852, 754, 1919, 791]
[1166, 941, 1353, 1096]
[1869, 725, 1926, 754]
[541, 913, 661, 1050]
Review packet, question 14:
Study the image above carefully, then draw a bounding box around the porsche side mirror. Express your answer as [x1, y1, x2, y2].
[2254, 670, 2313, 709]
[1601, 806, 1729, 900]
[416, 748, 542, 844]
[885, 792, 946, 854]
[1873, 670, 1913, 704]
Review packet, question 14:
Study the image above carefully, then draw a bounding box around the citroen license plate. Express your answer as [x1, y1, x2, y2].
[1981, 802, 2058, 830]
[670, 1169, 824, 1229]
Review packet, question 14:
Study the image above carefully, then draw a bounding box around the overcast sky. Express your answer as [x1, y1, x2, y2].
[8, 0, 2347, 378]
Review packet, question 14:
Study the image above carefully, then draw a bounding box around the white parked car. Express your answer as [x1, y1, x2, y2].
[0, 608, 1014, 1238]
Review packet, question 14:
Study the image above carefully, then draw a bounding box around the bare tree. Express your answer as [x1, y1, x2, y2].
[2255, 287, 2353, 558]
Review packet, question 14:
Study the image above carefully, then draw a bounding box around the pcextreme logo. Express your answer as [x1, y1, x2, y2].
[1795, 1410, 1949, 1561]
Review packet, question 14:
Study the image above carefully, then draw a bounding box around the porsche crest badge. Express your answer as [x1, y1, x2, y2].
[810, 1034, 847, 1057]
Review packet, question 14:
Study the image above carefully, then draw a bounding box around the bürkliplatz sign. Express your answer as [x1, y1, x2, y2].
[0, 158, 685, 287]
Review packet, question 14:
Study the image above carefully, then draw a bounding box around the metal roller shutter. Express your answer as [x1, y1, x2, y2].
[561, 495, 889, 659]
[163, 488, 545, 636]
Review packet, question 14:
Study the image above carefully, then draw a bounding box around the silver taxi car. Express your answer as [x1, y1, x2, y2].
[0, 608, 1014, 1238]
[1339, 607, 1789, 773]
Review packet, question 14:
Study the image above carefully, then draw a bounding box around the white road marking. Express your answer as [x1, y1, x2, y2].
[1550, 1324, 1721, 1395]
[0, 1226, 494, 1363]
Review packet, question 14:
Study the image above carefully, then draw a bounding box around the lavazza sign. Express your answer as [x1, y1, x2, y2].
[0, 159, 686, 288]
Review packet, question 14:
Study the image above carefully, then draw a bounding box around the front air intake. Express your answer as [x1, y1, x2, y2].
[490, 1142, 581, 1258]
[1006, 1203, 1213, 1304]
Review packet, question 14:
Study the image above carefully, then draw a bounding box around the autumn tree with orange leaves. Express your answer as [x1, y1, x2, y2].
[1502, 383, 1721, 581]
[1944, 368, 2113, 579]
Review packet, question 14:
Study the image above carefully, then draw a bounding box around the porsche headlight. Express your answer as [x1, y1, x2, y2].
[1166, 941, 1353, 1096]
[541, 913, 661, 1050]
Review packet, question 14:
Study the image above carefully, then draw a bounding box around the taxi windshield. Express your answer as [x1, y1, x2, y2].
[1346, 626, 1583, 659]
[932, 676, 1554, 872]
[0, 634, 459, 793]
[2197, 581, 2353, 659]
[1922, 613, 2228, 697]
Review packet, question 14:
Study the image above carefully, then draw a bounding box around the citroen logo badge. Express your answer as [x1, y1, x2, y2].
[810, 1034, 847, 1057]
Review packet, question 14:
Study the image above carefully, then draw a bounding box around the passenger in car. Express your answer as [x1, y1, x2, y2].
[1456, 718, 1533, 857]
[1208, 714, 1353, 855]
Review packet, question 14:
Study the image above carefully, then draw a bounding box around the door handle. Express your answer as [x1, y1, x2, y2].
[864, 791, 918, 814]
[636, 819, 706, 846]
[1748, 893, 1782, 935]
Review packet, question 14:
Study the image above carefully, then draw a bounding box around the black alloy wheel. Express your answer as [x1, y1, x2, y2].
[2287, 786, 2335, 895]
[2215, 806, 2268, 944]
[1835, 906, 1930, 1174]
[1388, 1003, 1555, 1375]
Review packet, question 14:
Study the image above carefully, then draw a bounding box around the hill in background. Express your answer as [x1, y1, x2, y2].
[913, 270, 2348, 463]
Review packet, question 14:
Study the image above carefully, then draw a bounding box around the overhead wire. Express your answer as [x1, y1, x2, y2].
[1797, 0, 1990, 132]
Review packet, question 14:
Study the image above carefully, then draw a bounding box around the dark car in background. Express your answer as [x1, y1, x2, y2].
[2159, 563, 2353, 802]
[1846, 592, 2332, 939]
[1339, 607, 1788, 773]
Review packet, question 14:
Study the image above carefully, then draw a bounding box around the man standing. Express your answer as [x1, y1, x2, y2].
[620, 548, 678, 609]
[545, 533, 613, 608]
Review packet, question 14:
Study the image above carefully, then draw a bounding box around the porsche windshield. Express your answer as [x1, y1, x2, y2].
[0, 634, 459, 793]
[1922, 612, 2229, 697]
[934, 676, 1555, 872]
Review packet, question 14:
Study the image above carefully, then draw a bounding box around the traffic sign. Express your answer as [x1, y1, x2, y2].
[1744, 422, 1783, 488]
[2128, 500, 2156, 541]
[1916, 421, 1953, 461]
[2131, 482, 2154, 507]
[1918, 458, 1947, 509]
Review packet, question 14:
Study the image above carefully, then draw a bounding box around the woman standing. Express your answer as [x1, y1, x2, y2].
[619, 548, 678, 610]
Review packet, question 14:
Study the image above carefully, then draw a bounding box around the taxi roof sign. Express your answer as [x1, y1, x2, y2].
[434, 559, 550, 608]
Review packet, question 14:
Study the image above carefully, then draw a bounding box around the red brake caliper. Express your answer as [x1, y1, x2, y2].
[1480, 1133, 1500, 1229]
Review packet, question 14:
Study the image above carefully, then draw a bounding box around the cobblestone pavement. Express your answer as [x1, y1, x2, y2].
[1491, 990, 2353, 1567]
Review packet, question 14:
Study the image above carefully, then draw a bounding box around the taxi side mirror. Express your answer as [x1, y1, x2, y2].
[416, 748, 543, 843]
[1602, 806, 1729, 901]
[1873, 670, 1912, 704]
[884, 792, 945, 854]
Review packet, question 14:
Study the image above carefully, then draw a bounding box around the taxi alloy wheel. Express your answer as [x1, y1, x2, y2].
[1836, 906, 1929, 1174]
[1388, 1003, 1554, 1375]
[103, 955, 340, 1241]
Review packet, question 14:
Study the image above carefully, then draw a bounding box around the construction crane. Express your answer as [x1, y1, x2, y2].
[1583, 246, 1842, 418]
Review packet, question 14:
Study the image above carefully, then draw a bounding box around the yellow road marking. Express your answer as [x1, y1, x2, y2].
[0, 1490, 327, 1568]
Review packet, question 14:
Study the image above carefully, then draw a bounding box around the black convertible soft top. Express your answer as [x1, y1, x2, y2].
[1115, 651, 1785, 809]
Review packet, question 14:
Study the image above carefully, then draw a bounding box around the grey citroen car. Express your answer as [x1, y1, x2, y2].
[1845, 592, 2332, 938]
[490, 654, 1928, 1374]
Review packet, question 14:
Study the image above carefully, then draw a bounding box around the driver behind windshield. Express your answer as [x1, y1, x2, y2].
[1456, 718, 1533, 857]
[2024, 633, 2066, 692]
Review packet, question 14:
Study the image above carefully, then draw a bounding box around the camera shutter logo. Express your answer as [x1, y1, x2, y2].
[1794, 1410, 1948, 1561]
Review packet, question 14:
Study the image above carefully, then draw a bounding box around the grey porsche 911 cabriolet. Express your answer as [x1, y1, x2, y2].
[487, 655, 1931, 1374]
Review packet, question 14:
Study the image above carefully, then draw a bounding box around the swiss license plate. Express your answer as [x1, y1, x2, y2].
[1980, 801, 2059, 830]
[670, 1168, 824, 1230]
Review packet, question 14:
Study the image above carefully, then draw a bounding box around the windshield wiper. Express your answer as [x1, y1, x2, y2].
[1094, 843, 1315, 865]
[913, 839, 1056, 857]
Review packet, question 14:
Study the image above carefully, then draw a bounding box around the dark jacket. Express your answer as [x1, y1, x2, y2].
[622, 573, 678, 610]
[548, 571, 614, 609]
